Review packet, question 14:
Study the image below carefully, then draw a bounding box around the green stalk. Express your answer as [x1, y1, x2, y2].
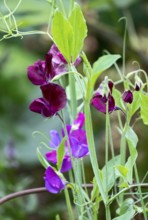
[64, 187, 75, 220]
[105, 102, 111, 220]
[105, 102, 109, 195]
[134, 164, 147, 220]
[84, 102, 106, 204]
[68, 72, 77, 119]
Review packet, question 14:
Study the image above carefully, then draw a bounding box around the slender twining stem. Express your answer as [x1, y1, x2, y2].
[1, 184, 147, 205]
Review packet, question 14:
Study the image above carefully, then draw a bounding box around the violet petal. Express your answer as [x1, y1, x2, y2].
[44, 167, 66, 194]
[73, 112, 85, 129]
[60, 155, 72, 173]
[49, 130, 61, 148]
[70, 137, 89, 158]
[46, 150, 57, 164]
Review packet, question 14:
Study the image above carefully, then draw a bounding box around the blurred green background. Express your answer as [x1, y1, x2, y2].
[0, 0, 147, 219]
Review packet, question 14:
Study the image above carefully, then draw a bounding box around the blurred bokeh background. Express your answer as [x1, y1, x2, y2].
[0, 0, 147, 219]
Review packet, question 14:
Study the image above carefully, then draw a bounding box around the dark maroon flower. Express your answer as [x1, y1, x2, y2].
[91, 93, 115, 113]
[135, 84, 140, 91]
[44, 166, 66, 194]
[91, 79, 116, 114]
[29, 83, 67, 117]
[27, 60, 46, 85]
[122, 90, 133, 104]
[27, 44, 81, 86]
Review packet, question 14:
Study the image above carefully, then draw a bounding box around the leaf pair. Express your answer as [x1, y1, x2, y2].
[52, 3, 87, 63]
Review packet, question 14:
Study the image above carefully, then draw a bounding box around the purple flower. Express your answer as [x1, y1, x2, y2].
[91, 80, 116, 113]
[44, 167, 66, 194]
[122, 90, 133, 104]
[46, 150, 72, 173]
[27, 60, 46, 85]
[29, 83, 67, 117]
[46, 112, 89, 172]
[27, 44, 81, 86]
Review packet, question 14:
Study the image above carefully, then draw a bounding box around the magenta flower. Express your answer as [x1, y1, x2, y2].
[29, 83, 67, 117]
[91, 80, 116, 113]
[44, 166, 66, 194]
[122, 90, 133, 104]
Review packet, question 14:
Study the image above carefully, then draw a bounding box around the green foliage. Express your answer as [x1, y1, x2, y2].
[125, 126, 138, 183]
[57, 137, 67, 171]
[92, 54, 121, 87]
[37, 147, 49, 169]
[52, 3, 87, 62]
[113, 198, 135, 220]
[102, 155, 120, 192]
[140, 92, 148, 125]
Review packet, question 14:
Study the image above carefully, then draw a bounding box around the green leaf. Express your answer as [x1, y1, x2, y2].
[69, 3, 87, 61]
[92, 54, 121, 87]
[102, 155, 120, 192]
[57, 137, 67, 171]
[115, 165, 128, 178]
[125, 126, 138, 148]
[52, 3, 87, 63]
[125, 126, 138, 183]
[140, 93, 148, 125]
[128, 91, 141, 119]
[52, 10, 73, 62]
[37, 147, 49, 169]
[112, 88, 125, 110]
[113, 198, 135, 220]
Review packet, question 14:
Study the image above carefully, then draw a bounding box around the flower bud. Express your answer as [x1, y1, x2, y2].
[122, 90, 133, 104]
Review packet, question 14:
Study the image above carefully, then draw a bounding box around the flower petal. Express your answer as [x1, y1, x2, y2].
[44, 167, 66, 194]
[73, 112, 85, 129]
[122, 90, 133, 104]
[29, 98, 51, 117]
[70, 137, 89, 158]
[60, 155, 72, 173]
[46, 150, 57, 164]
[49, 130, 61, 148]
[27, 60, 46, 85]
[91, 94, 115, 113]
[41, 83, 67, 115]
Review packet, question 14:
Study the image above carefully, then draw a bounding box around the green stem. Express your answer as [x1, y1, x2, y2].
[68, 72, 77, 119]
[64, 187, 75, 220]
[134, 164, 147, 220]
[84, 102, 106, 204]
[106, 205, 111, 220]
[105, 102, 109, 195]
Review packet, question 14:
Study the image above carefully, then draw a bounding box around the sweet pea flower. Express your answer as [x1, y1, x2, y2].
[44, 166, 66, 194]
[29, 83, 67, 117]
[122, 90, 133, 104]
[27, 44, 81, 85]
[91, 79, 116, 113]
[45, 112, 89, 172]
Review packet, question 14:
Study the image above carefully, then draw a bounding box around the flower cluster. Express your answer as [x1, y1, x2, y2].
[27, 44, 81, 117]
[44, 112, 89, 193]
